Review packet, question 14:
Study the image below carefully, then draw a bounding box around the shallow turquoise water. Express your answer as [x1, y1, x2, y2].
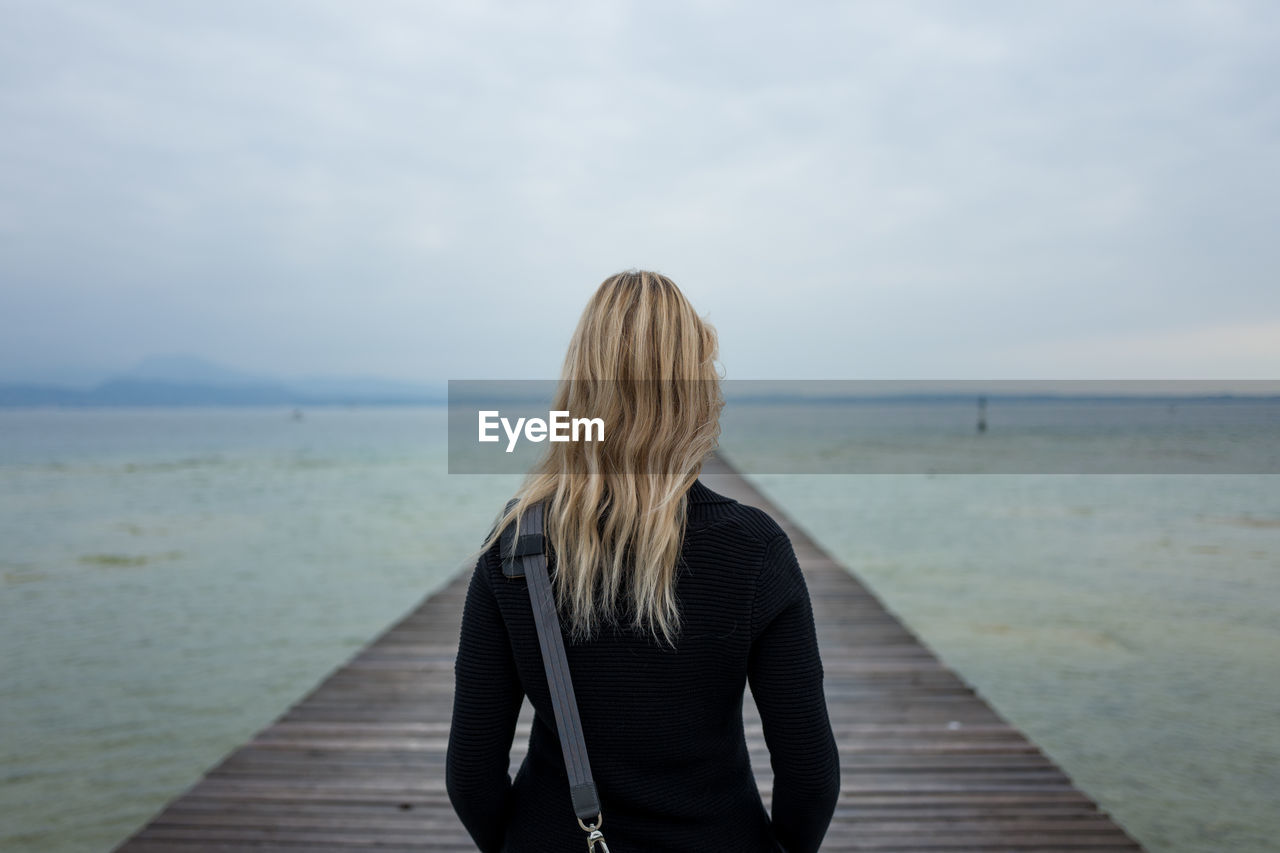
[1, 406, 1277, 852]
[738, 471, 1280, 853]
[0, 407, 519, 852]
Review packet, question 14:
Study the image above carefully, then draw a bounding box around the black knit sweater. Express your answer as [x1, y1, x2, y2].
[446, 479, 840, 852]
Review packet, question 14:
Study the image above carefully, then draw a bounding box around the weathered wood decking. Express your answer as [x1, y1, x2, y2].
[113, 456, 1145, 852]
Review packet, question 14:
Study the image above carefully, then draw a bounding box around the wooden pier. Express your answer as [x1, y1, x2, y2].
[113, 456, 1145, 852]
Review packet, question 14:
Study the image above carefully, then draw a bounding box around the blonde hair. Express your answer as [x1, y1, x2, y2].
[482, 270, 723, 646]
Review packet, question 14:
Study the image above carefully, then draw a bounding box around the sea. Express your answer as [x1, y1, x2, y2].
[1, 404, 1277, 852]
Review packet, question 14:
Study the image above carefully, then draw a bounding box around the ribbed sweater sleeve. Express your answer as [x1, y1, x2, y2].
[446, 554, 524, 852]
[748, 532, 841, 853]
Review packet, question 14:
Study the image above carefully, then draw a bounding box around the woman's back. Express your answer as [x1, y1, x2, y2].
[447, 478, 840, 852]
[446, 270, 838, 850]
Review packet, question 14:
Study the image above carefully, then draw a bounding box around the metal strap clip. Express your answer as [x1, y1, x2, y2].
[579, 814, 609, 852]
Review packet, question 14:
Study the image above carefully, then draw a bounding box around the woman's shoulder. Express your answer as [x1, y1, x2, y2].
[685, 479, 789, 548]
[685, 483, 807, 629]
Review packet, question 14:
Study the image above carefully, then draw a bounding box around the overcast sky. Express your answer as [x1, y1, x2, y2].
[2, 0, 1278, 384]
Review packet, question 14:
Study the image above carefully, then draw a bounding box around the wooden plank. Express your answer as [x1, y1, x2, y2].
[112, 455, 1145, 851]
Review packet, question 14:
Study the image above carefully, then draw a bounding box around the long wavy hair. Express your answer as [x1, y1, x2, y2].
[482, 270, 723, 647]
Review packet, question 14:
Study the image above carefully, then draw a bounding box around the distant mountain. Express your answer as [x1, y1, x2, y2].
[120, 353, 278, 387]
[0, 354, 445, 407]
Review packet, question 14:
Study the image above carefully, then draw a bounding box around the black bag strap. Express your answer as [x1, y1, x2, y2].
[503, 500, 611, 849]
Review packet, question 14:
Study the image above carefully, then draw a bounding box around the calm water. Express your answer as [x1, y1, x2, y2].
[1, 406, 1277, 852]
[736, 472, 1280, 853]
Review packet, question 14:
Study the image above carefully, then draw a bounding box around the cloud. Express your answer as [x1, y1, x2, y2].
[1, 0, 1277, 380]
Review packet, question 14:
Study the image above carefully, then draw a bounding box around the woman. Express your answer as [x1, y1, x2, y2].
[446, 271, 840, 852]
